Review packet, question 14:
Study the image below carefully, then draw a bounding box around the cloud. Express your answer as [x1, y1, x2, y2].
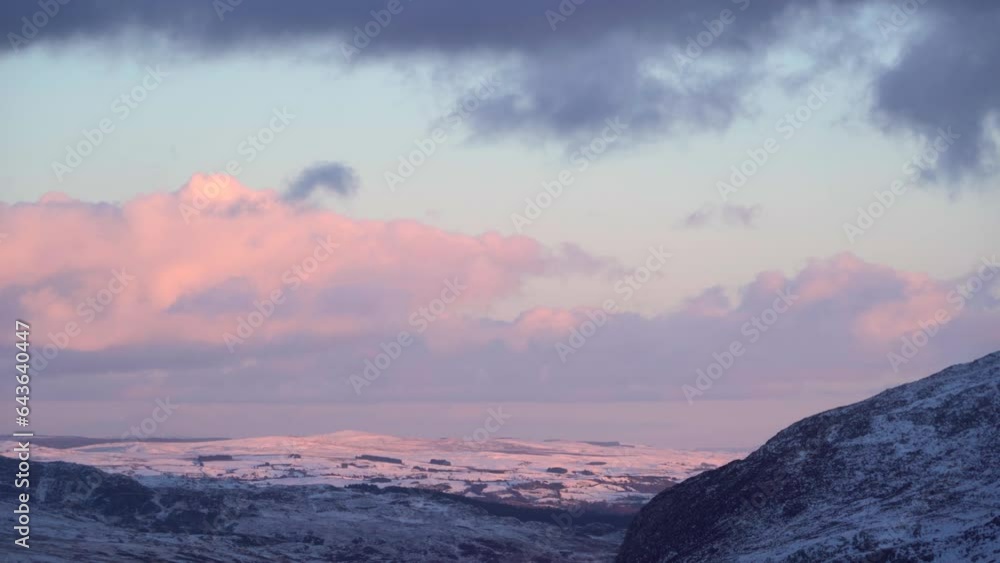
[0, 1, 787, 146]
[0, 174, 599, 357]
[681, 207, 715, 229]
[3, 0, 996, 178]
[0, 0, 794, 56]
[4, 183, 997, 411]
[408, 253, 999, 405]
[872, 3, 1000, 180]
[284, 161, 359, 201]
[720, 203, 761, 227]
[681, 203, 760, 228]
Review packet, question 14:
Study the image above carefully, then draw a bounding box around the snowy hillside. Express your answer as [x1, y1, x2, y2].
[5, 432, 741, 509]
[0, 456, 628, 562]
[617, 350, 1000, 562]
[0, 434, 740, 562]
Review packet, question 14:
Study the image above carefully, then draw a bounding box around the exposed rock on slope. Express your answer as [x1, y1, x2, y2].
[617, 351, 1000, 562]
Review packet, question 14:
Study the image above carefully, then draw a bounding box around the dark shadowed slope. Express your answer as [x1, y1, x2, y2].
[0, 458, 625, 562]
[617, 351, 1000, 562]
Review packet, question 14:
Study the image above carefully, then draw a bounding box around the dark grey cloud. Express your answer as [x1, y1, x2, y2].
[284, 161, 359, 201]
[0, 0, 821, 146]
[0, 0, 793, 55]
[2, 0, 997, 180]
[872, 4, 1000, 180]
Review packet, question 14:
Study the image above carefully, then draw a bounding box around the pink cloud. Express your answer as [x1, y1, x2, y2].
[3, 180, 997, 410]
[0, 175, 590, 353]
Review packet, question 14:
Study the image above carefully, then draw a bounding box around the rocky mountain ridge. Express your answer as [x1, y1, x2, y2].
[616, 351, 1000, 562]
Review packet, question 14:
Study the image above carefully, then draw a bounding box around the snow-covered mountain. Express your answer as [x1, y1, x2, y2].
[6, 432, 740, 509]
[0, 433, 740, 561]
[616, 351, 1000, 562]
[0, 456, 627, 562]
[12, 351, 998, 562]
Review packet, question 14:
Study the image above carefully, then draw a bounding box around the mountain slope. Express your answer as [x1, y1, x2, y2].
[617, 351, 1000, 562]
[0, 457, 625, 562]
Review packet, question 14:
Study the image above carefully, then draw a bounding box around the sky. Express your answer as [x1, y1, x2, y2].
[1, 0, 998, 449]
